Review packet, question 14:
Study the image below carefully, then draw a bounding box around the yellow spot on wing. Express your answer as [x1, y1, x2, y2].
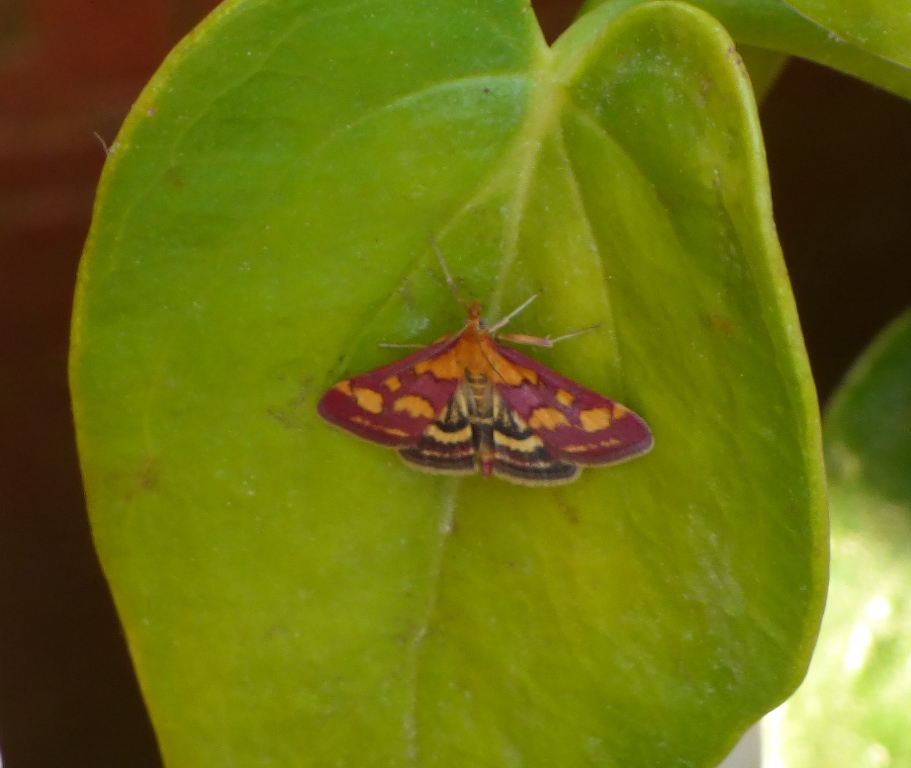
[529, 407, 570, 431]
[556, 389, 575, 406]
[563, 443, 600, 453]
[562, 438, 621, 453]
[579, 407, 612, 432]
[334, 380, 353, 397]
[384, 375, 401, 391]
[351, 415, 407, 437]
[493, 432, 544, 453]
[425, 424, 472, 444]
[393, 394, 435, 419]
[413, 333, 539, 386]
[353, 387, 383, 414]
[415, 347, 463, 380]
[612, 403, 630, 419]
[490, 354, 539, 386]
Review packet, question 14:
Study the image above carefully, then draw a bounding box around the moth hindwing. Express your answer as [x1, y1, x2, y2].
[318, 283, 653, 486]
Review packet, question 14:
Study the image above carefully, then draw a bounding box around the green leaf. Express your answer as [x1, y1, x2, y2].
[581, 0, 911, 100]
[70, 1, 826, 766]
[768, 307, 911, 768]
[784, 0, 911, 70]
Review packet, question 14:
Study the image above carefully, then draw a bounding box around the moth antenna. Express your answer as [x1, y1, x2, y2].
[379, 342, 426, 349]
[487, 290, 543, 334]
[430, 236, 470, 311]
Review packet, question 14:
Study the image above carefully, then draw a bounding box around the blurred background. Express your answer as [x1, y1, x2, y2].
[1, 1, 909, 766]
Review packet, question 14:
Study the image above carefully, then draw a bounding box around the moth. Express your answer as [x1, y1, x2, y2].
[318, 248, 653, 485]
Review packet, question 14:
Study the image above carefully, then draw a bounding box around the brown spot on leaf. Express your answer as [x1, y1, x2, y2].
[268, 379, 312, 431]
[704, 312, 736, 337]
[136, 457, 158, 491]
[164, 166, 184, 189]
[552, 488, 580, 524]
[125, 457, 159, 499]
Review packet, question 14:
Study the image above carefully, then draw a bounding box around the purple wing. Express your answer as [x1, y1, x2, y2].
[494, 345, 653, 464]
[318, 335, 462, 447]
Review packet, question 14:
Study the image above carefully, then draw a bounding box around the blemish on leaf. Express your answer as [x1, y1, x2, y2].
[138, 458, 158, 488]
[126, 457, 160, 499]
[704, 312, 736, 337]
[164, 166, 185, 189]
[268, 380, 312, 431]
[398, 278, 415, 310]
[697, 76, 712, 106]
[556, 495, 580, 524]
[265, 624, 289, 639]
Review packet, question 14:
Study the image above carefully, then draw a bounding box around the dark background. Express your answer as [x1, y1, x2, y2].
[2, 1, 910, 766]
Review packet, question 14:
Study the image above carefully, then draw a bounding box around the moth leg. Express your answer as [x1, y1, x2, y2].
[486, 291, 542, 334]
[498, 324, 600, 348]
[546, 324, 601, 344]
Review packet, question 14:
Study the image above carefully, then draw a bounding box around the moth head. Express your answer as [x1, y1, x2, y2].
[468, 299, 484, 327]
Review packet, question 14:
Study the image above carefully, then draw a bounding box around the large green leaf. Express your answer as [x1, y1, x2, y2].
[767, 307, 911, 768]
[70, 1, 826, 766]
[582, 0, 911, 100]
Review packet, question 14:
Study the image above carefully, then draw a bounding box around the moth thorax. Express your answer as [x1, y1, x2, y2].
[465, 370, 488, 386]
[465, 371, 489, 398]
[463, 371, 493, 416]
